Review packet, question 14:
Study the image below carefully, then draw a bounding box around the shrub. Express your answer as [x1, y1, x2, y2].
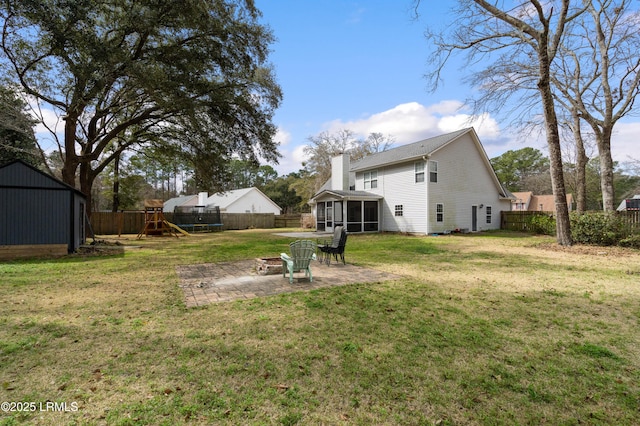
[570, 212, 627, 246]
[529, 214, 556, 236]
[618, 234, 640, 249]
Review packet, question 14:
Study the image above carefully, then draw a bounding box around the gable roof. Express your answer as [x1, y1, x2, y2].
[512, 192, 533, 205]
[163, 194, 198, 212]
[0, 159, 85, 198]
[205, 187, 281, 211]
[349, 128, 511, 199]
[530, 194, 574, 211]
[350, 128, 471, 172]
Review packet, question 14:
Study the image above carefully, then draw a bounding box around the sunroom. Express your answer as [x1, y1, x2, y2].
[309, 190, 382, 233]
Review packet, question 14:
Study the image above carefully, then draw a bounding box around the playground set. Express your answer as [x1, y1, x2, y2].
[136, 200, 223, 239]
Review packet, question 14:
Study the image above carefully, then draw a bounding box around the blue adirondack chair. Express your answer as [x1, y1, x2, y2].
[280, 240, 317, 283]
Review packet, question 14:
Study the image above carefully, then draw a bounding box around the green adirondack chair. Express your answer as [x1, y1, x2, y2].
[280, 240, 317, 283]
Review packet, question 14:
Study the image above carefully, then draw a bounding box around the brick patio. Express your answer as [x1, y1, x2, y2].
[176, 259, 400, 307]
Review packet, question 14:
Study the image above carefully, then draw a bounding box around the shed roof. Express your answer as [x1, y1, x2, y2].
[0, 159, 85, 198]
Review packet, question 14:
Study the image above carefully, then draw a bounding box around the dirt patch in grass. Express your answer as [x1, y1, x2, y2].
[535, 241, 637, 257]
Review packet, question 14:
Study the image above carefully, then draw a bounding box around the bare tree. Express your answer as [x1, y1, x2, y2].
[422, 0, 587, 245]
[303, 130, 357, 192]
[559, 108, 595, 212]
[365, 132, 395, 153]
[551, 0, 640, 211]
[303, 130, 394, 193]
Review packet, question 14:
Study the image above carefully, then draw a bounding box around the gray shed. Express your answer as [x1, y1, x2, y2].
[0, 160, 87, 259]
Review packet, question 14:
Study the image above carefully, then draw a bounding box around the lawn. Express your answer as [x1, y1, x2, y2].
[1, 230, 639, 425]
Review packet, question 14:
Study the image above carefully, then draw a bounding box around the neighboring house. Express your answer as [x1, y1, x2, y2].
[0, 159, 87, 259]
[164, 188, 281, 215]
[163, 194, 199, 213]
[309, 128, 514, 234]
[511, 191, 574, 212]
[205, 187, 281, 215]
[616, 195, 640, 211]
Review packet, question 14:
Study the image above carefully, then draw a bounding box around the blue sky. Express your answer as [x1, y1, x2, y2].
[256, 0, 639, 176]
[29, 1, 638, 176]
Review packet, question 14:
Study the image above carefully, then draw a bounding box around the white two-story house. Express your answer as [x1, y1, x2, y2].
[309, 128, 514, 234]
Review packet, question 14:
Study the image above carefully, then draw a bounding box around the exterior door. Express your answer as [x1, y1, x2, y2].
[472, 205, 478, 232]
[325, 201, 333, 232]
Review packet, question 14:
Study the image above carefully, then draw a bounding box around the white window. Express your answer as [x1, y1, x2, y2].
[486, 206, 492, 224]
[415, 162, 425, 183]
[395, 205, 403, 216]
[429, 161, 438, 183]
[364, 171, 378, 189]
[436, 203, 444, 222]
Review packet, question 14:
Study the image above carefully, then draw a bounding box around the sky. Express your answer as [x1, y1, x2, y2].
[255, 0, 639, 176]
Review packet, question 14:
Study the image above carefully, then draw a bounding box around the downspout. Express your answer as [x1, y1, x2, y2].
[423, 155, 429, 235]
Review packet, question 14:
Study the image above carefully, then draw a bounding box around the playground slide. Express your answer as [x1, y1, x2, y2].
[164, 221, 191, 236]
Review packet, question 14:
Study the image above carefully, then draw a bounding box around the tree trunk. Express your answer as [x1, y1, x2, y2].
[112, 151, 120, 212]
[538, 42, 572, 245]
[61, 116, 79, 188]
[597, 128, 616, 211]
[79, 161, 95, 217]
[571, 112, 588, 213]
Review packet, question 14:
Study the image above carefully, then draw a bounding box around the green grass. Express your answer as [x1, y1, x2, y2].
[1, 230, 640, 425]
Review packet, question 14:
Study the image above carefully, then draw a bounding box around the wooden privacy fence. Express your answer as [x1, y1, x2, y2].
[274, 214, 303, 228]
[501, 211, 550, 232]
[618, 210, 640, 232]
[90, 211, 287, 235]
[501, 210, 640, 233]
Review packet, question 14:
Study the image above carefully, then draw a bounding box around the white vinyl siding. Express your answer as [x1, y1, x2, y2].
[426, 133, 510, 233]
[378, 163, 428, 233]
[349, 131, 511, 234]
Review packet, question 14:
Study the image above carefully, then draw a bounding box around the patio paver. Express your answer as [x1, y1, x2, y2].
[176, 259, 401, 307]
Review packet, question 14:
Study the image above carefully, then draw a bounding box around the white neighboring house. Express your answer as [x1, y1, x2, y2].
[616, 195, 640, 211]
[309, 127, 514, 234]
[164, 188, 281, 215]
[163, 194, 199, 213]
[205, 187, 281, 215]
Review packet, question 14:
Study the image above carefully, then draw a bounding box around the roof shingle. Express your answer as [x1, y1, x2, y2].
[350, 128, 471, 171]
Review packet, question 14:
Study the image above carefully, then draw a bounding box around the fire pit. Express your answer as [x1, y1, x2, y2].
[255, 257, 283, 275]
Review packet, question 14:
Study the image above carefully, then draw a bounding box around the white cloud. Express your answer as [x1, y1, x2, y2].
[272, 144, 308, 176]
[272, 101, 640, 175]
[323, 100, 502, 145]
[611, 122, 640, 163]
[438, 112, 501, 139]
[273, 127, 292, 146]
